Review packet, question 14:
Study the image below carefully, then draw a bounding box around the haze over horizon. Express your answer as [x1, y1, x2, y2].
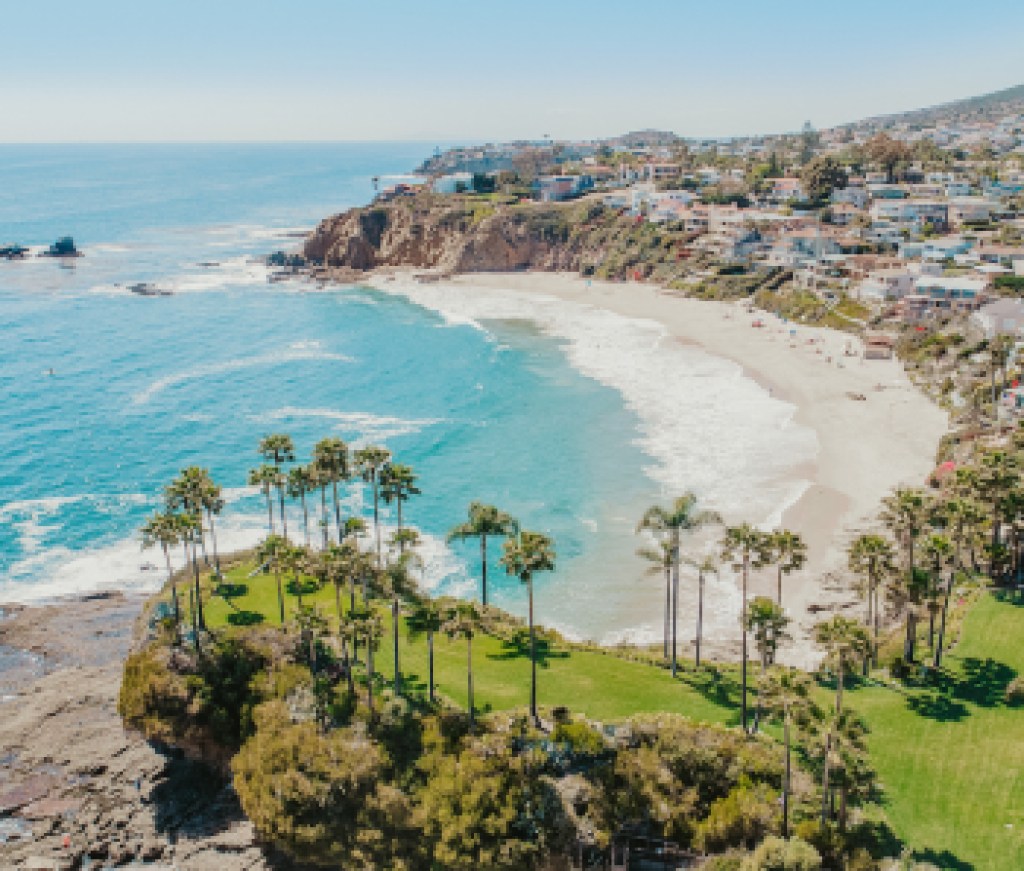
[1, 0, 1023, 144]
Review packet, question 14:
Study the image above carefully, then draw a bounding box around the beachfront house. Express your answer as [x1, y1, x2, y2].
[971, 298, 1024, 339]
[900, 275, 989, 322]
[535, 174, 594, 202]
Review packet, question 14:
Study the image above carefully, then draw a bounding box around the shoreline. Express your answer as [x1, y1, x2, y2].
[366, 269, 950, 666]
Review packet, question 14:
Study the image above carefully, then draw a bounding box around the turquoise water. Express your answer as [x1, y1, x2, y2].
[0, 144, 658, 637]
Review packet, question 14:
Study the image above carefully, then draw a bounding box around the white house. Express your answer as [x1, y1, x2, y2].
[972, 298, 1024, 339]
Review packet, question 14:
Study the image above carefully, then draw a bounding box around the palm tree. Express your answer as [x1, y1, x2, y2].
[448, 502, 519, 606]
[847, 534, 895, 666]
[281, 544, 311, 609]
[758, 669, 820, 838]
[178, 511, 205, 641]
[814, 615, 871, 715]
[354, 609, 384, 718]
[258, 433, 295, 540]
[921, 534, 953, 661]
[442, 600, 481, 726]
[501, 530, 556, 723]
[722, 523, 769, 733]
[684, 553, 719, 668]
[141, 510, 183, 631]
[287, 465, 315, 548]
[337, 610, 357, 697]
[377, 549, 416, 694]
[760, 529, 807, 607]
[257, 534, 289, 624]
[977, 449, 1019, 578]
[881, 487, 929, 660]
[166, 466, 217, 567]
[248, 464, 279, 535]
[637, 538, 673, 661]
[407, 598, 444, 704]
[379, 462, 421, 539]
[747, 596, 789, 672]
[638, 493, 722, 678]
[354, 445, 391, 565]
[313, 437, 350, 544]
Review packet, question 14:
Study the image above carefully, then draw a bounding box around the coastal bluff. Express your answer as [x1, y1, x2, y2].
[301, 195, 690, 280]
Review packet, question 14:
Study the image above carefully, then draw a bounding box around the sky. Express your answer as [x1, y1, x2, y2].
[1, 0, 1023, 143]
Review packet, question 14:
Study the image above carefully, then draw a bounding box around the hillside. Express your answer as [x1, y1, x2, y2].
[860, 82, 1024, 128]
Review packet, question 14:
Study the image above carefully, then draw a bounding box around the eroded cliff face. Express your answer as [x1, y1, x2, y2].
[303, 197, 596, 275]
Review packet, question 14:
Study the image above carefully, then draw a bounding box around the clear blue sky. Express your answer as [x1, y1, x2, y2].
[1, 0, 1022, 142]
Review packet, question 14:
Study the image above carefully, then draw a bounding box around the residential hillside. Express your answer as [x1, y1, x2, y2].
[867, 82, 1024, 128]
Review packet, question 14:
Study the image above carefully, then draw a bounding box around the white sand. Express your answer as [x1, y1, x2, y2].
[369, 271, 949, 666]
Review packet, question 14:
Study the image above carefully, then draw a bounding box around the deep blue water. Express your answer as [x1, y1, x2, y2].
[0, 144, 658, 637]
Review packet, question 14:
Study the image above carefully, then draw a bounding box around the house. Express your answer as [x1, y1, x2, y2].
[863, 332, 896, 359]
[971, 298, 1024, 339]
[948, 197, 997, 227]
[944, 181, 972, 198]
[432, 172, 474, 194]
[857, 268, 917, 302]
[901, 275, 989, 321]
[535, 174, 593, 202]
[769, 177, 805, 202]
[645, 163, 683, 183]
[832, 186, 869, 209]
[867, 184, 908, 200]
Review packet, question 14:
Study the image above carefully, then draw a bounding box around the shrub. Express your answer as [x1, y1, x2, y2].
[888, 655, 911, 680]
[694, 782, 781, 853]
[740, 835, 821, 870]
[552, 720, 606, 755]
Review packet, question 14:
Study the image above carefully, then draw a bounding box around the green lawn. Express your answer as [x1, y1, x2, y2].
[172, 559, 1024, 869]
[847, 591, 1024, 870]
[181, 558, 744, 726]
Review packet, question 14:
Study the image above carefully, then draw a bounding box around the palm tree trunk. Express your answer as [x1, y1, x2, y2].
[664, 565, 671, 662]
[278, 484, 288, 541]
[821, 731, 832, 827]
[343, 635, 354, 696]
[350, 576, 356, 614]
[696, 569, 705, 668]
[206, 511, 221, 576]
[777, 565, 783, 606]
[372, 473, 381, 566]
[935, 578, 952, 668]
[397, 498, 403, 534]
[741, 553, 749, 733]
[529, 577, 537, 723]
[191, 539, 205, 633]
[276, 571, 285, 624]
[321, 485, 328, 550]
[428, 629, 435, 703]
[295, 572, 303, 609]
[335, 583, 342, 620]
[300, 490, 310, 547]
[481, 536, 488, 606]
[163, 545, 179, 630]
[467, 634, 474, 727]
[332, 480, 342, 544]
[836, 659, 844, 714]
[783, 715, 791, 838]
[904, 609, 916, 662]
[671, 530, 679, 678]
[367, 641, 375, 718]
[265, 489, 274, 535]
[393, 597, 401, 693]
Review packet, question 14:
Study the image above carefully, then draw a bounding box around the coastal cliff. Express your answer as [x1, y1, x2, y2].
[302, 195, 706, 283]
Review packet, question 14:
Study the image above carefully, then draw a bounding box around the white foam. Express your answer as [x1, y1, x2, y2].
[133, 345, 353, 405]
[375, 279, 818, 526]
[250, 407, 443, 445]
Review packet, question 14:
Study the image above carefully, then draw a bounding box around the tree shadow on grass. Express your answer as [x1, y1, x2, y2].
[227, 610, 265, 627]
[906, 691, 969, 721]
[678, 667, 744, 725]
[487, 630, 570, 669]
[286, 578, 320, 599]
[214, 582, 248, 599]
[912, 848, 975, 870]
[992, 587, 1024, 607]
[956, 657, 1015, 707]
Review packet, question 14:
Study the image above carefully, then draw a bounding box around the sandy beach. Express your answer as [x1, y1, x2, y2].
[369, 271, 949, 666]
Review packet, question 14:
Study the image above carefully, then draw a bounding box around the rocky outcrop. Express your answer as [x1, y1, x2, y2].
[303, 197, 609, 277]
[0, 595, 278, 869]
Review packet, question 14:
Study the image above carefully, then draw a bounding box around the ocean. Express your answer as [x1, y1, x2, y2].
[0, 143, 816, 643]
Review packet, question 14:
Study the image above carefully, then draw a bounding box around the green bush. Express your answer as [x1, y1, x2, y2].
[740, 835, 821, 870]
[552, 720, 606, 755]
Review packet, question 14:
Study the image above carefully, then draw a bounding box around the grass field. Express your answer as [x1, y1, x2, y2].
[848, 591, 1024, 870]
[171, 557, 1024, 869]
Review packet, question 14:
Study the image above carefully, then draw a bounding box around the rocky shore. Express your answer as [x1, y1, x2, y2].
[0, 594, 276, 870]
